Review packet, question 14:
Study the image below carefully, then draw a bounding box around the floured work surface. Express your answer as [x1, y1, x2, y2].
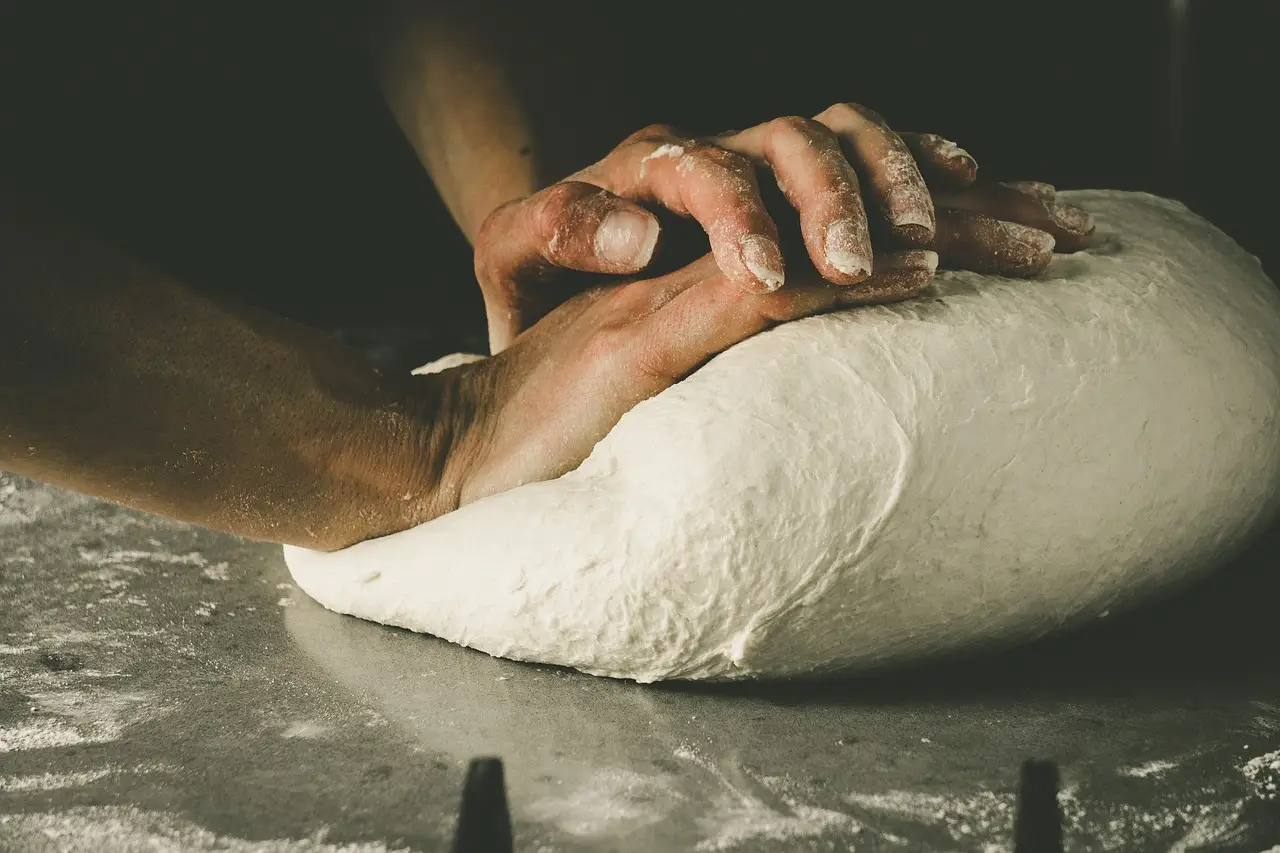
[4, 474, 1280, 851]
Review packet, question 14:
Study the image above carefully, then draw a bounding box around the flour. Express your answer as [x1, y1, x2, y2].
[1241, 748, 1280, 799]
[673, 746, 862, 850]
[286, 191, 1280, 682]
[0, 769, 114, 792]
[281, 721, 331, 740]
[842, 785, 1251, 852]
[0, 720, 95, 752]
[0, 689, 164, 753]
[202, 562, 231, 581]
[637, 143, 685, 179]
[0, 808, 411, 853]
[526, 768, 683, 837]
[1119, 759, 1180, 778]
[78, 548, 208, 568]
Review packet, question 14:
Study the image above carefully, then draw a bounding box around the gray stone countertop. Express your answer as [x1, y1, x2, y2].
[2, 471, 1278, 852]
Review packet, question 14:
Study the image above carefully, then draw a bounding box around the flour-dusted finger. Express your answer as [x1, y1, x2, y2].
[474, 181, 661, 352]
[936, 182, 1095, 252]
[577, 125, 785, 294]
[815, 103, 936, 245]
[720, 116, 873, 286]
[900, 132, 979, 189]
[931, 208, 1055, 277]
[476, 181, 660, 282]
[1000, 180, 1055, 201]
[837, 250, 938, 305]
[628, 247, 939, 385]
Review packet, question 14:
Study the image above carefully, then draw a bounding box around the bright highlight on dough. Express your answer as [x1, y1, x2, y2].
[286, 192, 1280, 682]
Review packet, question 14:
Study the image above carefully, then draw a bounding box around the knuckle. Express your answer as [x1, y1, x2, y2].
[819, 102, 885, 126]
[626, 123, 682, 144]
[582, 323, 636, 369]
[686, 143, 752, 175]
[531, 182, 599, 248]
[769, 115, 831, 141]
[475, 198, 523, 252]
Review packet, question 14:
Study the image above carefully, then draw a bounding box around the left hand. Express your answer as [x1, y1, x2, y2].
[474, 104, 1095, 351]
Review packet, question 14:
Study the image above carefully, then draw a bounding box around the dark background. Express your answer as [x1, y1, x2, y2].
[2, 0, 1276, 366]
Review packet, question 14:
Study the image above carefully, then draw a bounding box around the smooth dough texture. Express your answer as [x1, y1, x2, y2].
[285, 191, 1280, 682]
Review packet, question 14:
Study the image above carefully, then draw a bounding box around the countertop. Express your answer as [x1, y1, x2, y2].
[2, 470, 1278, 852]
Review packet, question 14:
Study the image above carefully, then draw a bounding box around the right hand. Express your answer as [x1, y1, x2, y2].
[472, 107, 1094, 353]
[423, 247, 939, 508]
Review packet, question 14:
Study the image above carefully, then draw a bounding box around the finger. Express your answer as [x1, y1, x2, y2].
[838, 250, 939, 306]
[935, 182, 1095, 252]
[719, 117, 874, 286]
[1000, 180, 1055, 201]
[631, 250, 936, 384]
[899, 132, 979, 189]
[815, 103, 935, 245]
[475, 181, 660, 282]
[580, 126, 786, 294]
[931, 208, 1056, 277]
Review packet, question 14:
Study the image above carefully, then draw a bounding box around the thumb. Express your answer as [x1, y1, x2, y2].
[475, 181, 660, 286]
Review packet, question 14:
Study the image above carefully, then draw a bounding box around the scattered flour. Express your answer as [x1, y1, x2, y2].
[78, 549, 208, 568]
[0, 719, 94, 753]
[1242, 748, 1280, 800]
[202, 562, 231, 581]
[281, 722, 330, 740]
[0, 769, 113, 792]
[526, 768, 683, 837]
[637, 143, 685, 179]
[673, 746, 861, 851]
[1166, 805, 1248, 853]
[692, 793, 860, 852]
[0, 690, 164, 753]
[1118, 759, 1180, 778]
[841, 782, 1256, 852]
[0, 807, 411, 852]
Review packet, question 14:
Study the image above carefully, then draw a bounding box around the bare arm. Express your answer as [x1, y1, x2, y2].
[0, 194, 459, 550]
[0, 192, 947, 552]
[370, 0, 550, 241]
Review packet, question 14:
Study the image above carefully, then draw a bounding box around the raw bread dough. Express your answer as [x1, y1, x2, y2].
[285, 191, 1280, 682]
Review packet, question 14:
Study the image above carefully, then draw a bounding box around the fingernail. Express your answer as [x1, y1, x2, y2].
[594, 209, 660, 268]
[886, 187, 934, 231]
[1002, 221, 1057, 256]
[1046, 200, 1095, 235]
[1002, 180, 1056, 200]
[824, 219, 871, 278]
[739, 234, 785, 292]
[934, 136, 976, 165]
[883, 250, 939, 272]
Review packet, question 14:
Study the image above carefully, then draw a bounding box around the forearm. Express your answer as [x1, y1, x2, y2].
[0, 197, 454, 549]
[371, 0, 546, 240]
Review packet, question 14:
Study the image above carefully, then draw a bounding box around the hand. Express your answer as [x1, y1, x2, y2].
[426, 248, 938, 507]
[473, 104, 1095, 353]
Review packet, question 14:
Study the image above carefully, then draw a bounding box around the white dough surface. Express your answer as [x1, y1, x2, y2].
[285, 191, 1280, 682]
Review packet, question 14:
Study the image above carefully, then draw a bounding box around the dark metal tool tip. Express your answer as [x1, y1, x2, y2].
[451, 756, 513, 853]
[1014, 758, 1063, 853]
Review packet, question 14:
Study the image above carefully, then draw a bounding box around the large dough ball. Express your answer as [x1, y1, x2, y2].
[286, 191, 1280, 682]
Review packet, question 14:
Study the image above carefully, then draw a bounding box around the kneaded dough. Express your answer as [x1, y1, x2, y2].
[285, 191, 1280, 682]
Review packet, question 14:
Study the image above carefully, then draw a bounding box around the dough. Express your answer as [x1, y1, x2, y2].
[285, 191, 1280, 682]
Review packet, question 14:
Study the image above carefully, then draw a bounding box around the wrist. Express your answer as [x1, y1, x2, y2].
[318, 363, 490, 550]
